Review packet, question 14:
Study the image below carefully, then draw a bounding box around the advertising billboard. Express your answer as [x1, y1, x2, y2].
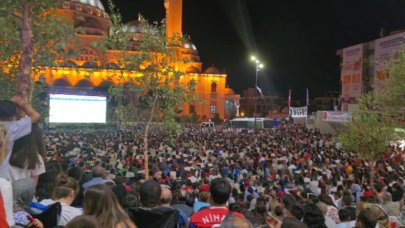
[341, 44, 363, 100]
[374, 32, 405, 91]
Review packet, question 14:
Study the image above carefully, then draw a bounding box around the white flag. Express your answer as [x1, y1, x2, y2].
[256, 86, 263, 96]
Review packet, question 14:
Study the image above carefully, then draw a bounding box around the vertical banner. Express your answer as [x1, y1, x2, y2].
[374, 32, 405, 91]
[341, 44, 363, 105]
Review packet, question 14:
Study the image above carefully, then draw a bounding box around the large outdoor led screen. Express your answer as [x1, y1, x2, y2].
[49, 94, 107, 123]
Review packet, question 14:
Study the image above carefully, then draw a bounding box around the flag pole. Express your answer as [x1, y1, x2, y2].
[306, 88, 309, 126]
[306, 88, 309, 114]
[288, 89, 291, 117]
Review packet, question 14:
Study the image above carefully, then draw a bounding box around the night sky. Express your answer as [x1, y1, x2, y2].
[101, 0, 405, 99]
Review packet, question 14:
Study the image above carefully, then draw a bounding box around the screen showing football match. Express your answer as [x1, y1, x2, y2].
[49, 94, 107, 123]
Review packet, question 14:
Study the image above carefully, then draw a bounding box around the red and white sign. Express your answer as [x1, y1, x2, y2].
[341, 44, 363, 100]
[322, 111, 351, 122]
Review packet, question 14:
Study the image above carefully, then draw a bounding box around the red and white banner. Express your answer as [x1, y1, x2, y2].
[322, 111, 351, 122]
[341, 44, 363, 100]
[374, 32, 405, 91]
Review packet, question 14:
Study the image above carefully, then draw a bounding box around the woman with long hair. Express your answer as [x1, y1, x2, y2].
[9, 123, 46, 186]
[0, 123, 9, 164]
[83, 184, 136, 228]
[36, 161, 63, 202]
[39, 174, 82, 226]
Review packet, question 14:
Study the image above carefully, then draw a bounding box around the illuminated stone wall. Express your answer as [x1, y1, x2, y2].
[35, 0, 235, 120]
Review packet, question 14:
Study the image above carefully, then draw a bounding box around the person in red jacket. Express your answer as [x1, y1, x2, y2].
[189, 178, 244, 228]
[0, 193, 7, 228]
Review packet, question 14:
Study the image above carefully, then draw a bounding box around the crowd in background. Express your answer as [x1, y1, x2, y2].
[1, 98, 405, 228]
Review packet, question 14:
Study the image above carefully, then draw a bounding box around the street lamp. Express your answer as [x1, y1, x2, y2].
[250, 56, 263, 130]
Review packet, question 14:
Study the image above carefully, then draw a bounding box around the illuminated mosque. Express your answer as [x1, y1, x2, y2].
[36, 0, 240, 120]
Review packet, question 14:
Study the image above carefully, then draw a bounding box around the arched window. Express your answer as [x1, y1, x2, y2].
[189, 104, 196, 114]
[76, 79, 93, 87]
[82, 61, 99, 68]
[53, 78, 71, 87]
[102, 62, 119, 69]
[60, 60, 78, 68]
[211, 82, 217, 93]
[96, 81, 113, 91]
[188, 79, 196, 92]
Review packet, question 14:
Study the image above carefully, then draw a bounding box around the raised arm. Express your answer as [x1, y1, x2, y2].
[10, 96, 40, 123]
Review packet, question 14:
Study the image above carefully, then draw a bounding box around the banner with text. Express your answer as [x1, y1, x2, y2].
[322, 111, 351, 122]
[289, 106, 307, 118]
[374, 32, 405, 91]
[341, 44, 363, 100]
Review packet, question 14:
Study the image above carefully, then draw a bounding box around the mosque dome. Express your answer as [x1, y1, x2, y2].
[126, 20, 141, 33]
[71, 0, 105, 11]
[122, 20, 144, 44]
[204, 66, 221, 74]
[186, 66, 200, 73]
[225, 88, 236, 95]
[182, 40, 197, 51]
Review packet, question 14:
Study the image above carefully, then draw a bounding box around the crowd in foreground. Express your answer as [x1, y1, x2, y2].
[1, 97, 405, 228]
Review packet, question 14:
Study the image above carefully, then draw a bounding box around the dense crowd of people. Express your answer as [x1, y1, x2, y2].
[1, 97, 405, 228]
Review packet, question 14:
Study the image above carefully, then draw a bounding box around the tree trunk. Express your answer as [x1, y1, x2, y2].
[143, 95, 158, 180]
[17, 2, 34, 100]
[370, 160, 376, 192]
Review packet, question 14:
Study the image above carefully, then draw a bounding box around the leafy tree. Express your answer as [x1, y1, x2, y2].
[339, 94, 397, 190]
[340, 45, 405, 190]
[0, 0, 77, 101]
[96, 1, 198, 179]
[375, 46, 405, 127]
[190, 113, 199, 123]
[212, 113, 222, 124]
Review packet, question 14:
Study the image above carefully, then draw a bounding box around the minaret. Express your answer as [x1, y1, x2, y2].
[164, 0, 183, 37]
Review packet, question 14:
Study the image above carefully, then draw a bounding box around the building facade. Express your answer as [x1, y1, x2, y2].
[337, 30, 405, 111]
[35, 0, 237, 120]
[239, 88, 283, 118]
